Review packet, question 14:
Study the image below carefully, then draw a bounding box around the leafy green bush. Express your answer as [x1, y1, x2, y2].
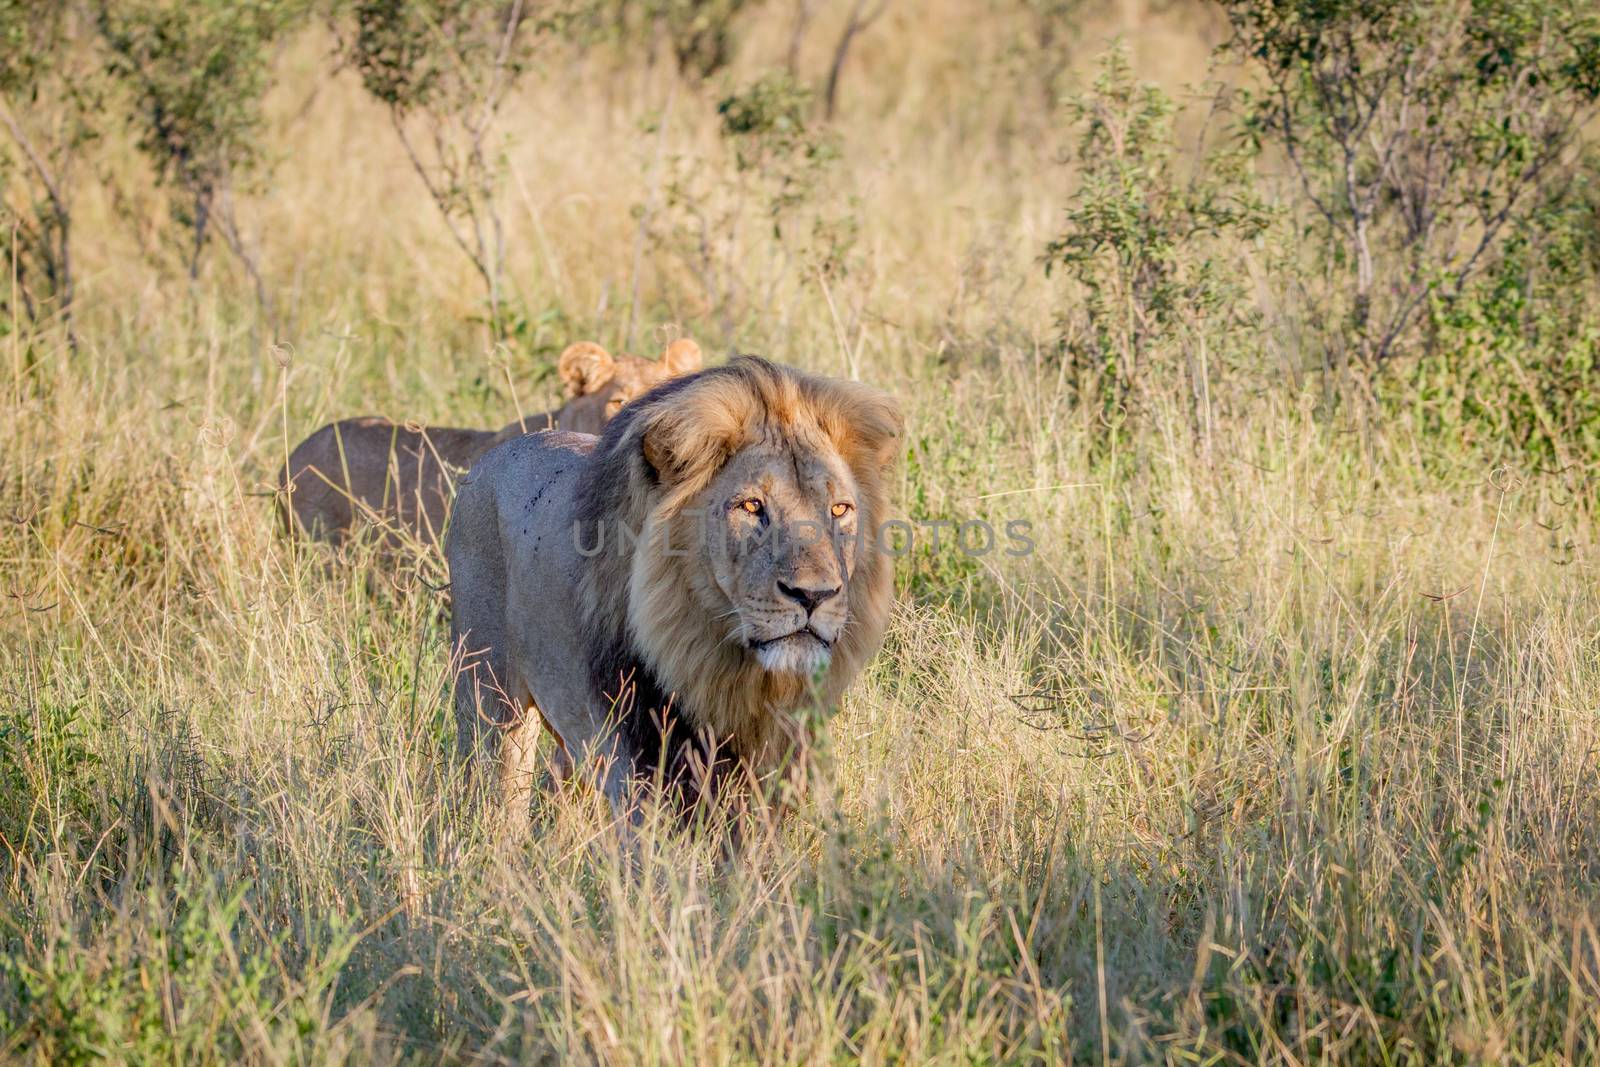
[1403, 157, 1600, 472]
[648, 71, 843, 344]
[565, 0, 759, 80]
[655, 0, 759, 81]
[1043, 47, 1271, 421]
[343, 0, 542, 337]
[1220, 0, 1600, 375]
[97, 0, 306, 322]
[0, 0, 101, 341]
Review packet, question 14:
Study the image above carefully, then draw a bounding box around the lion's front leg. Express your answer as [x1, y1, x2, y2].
[564, 733, 646, 835]
[533, 704, 574, 791]
[495, 706, 545, 822]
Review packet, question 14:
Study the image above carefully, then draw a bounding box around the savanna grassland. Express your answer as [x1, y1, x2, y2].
[5, 0, 1600, 1062]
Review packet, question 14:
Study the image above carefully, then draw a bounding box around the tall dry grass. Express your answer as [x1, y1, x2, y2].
[4, 2, 1600, 1063]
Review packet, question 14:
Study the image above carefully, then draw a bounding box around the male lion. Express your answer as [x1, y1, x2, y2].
[278, 339, 701, 550]
[447, 356, 901, 820]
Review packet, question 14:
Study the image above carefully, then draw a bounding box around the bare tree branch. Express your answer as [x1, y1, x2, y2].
[823, 0, 888, 121]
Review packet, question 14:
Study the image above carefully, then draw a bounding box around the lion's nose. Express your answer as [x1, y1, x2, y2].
[776, 580, 840, 616]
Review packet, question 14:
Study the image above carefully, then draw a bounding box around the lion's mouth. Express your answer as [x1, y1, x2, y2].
[749, 627, 832, 652]
[748, 627, 835, 674]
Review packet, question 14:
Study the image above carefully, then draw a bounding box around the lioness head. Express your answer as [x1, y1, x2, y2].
[555, 338, 702, 435]
[578, 357, 901, 753]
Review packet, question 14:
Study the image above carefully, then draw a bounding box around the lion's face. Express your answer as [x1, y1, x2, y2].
[555, 378, 629, 435]
[577, 357, 901, 757]
[695, 436, 864, 675]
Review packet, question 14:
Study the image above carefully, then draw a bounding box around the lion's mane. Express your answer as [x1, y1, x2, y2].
[572, 356, 900, 787]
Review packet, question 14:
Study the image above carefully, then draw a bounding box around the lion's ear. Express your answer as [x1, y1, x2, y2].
[558, 342, 615, 398]
[640, 424, 676, 484]
[660, 338, 702, 377]
[637, 376, 752, 486]
[829, 385, 903, 470]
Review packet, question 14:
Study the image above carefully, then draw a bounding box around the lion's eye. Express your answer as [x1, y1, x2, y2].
[831, 502, 853, 519]
[739, 498, 765, 516]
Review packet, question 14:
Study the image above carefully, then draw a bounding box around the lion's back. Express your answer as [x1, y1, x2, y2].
[280, 417, 499, 545]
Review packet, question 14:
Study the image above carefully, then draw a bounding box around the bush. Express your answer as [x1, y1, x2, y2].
[1404, 154, 1600, 473]
[342, 0, 542, 337]
[647, 70, 843, 345]
[0, 0, 101, 341]
[1043, 47, 1272, 423]
[97, 0, 306, 322]
[1220, 0, 1600, 376]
